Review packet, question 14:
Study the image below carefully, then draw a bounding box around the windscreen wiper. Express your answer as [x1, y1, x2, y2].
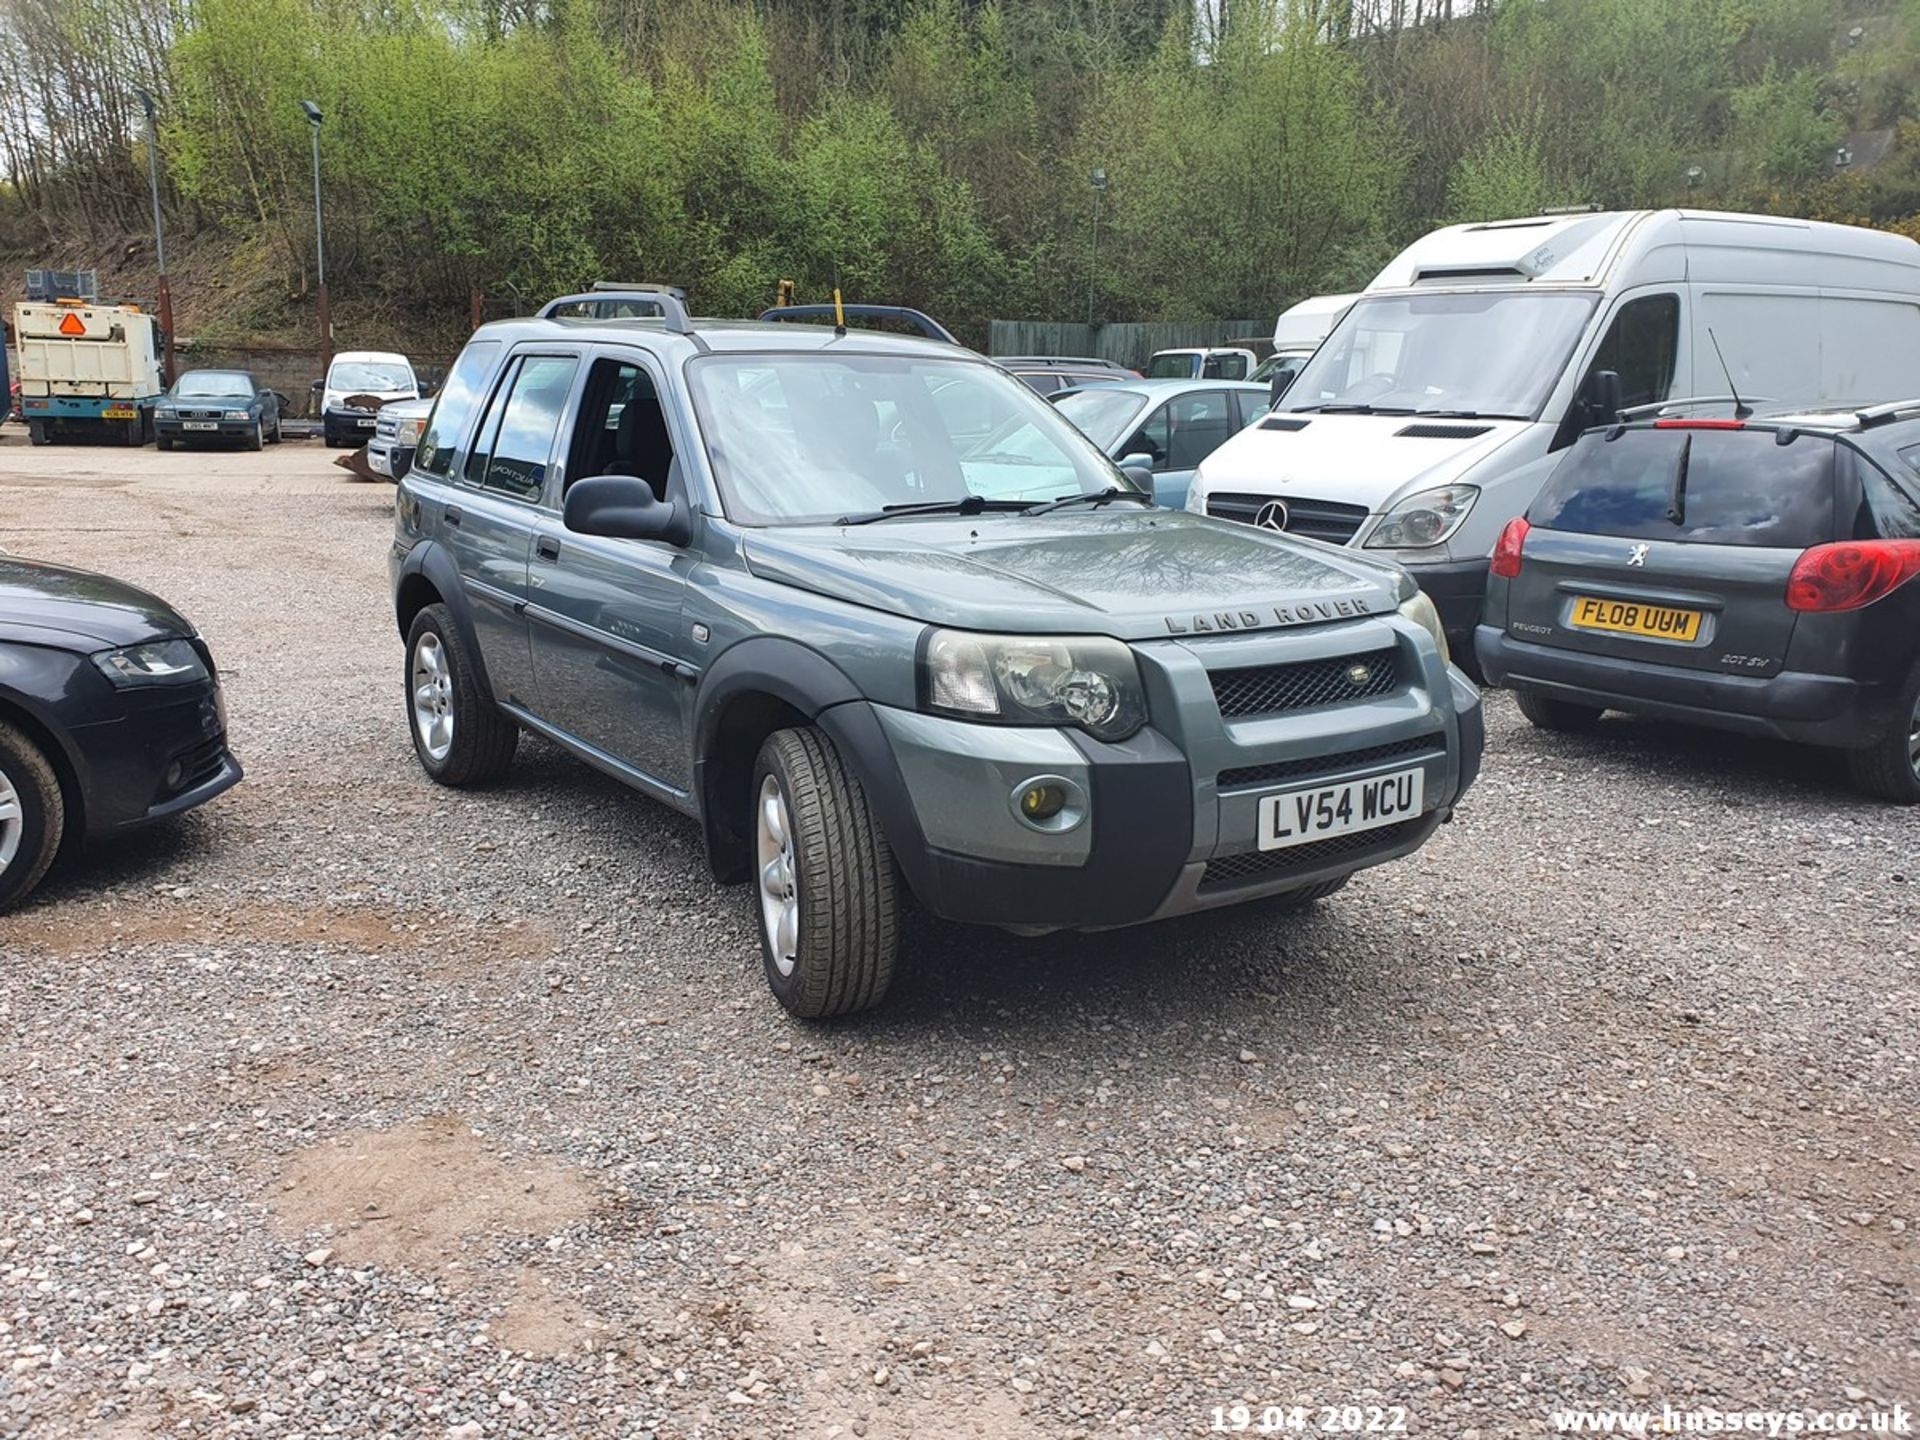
[1410, 408, 1528, 420]
[1022, 487, 1157, 517]
[1288, 403, 1417, 415]
[1666, 433, 1692, 526]
[833, 496, 1032, 526]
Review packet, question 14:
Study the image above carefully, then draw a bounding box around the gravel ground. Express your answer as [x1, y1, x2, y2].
[0, 433, 1914, 1440]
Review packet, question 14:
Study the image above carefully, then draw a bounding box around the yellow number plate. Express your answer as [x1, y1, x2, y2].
[1568, 596, 1702, 642]
[101, 407, 138, 420]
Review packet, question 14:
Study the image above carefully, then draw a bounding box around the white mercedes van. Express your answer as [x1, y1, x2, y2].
[1186, 210, 1920, 654]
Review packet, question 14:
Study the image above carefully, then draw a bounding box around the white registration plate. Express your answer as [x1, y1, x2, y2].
[184, 421, 218, 431]
[1257, 767, 1425, 851]
[357, 416, 376, 428]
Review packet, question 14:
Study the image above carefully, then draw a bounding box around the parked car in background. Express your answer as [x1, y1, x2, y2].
[1052, 379, 1270, 509]
[390, 300, 1482, 1017]
[0, 555, 242, 911]
[1189, 208, 1920, 660]
[367, 396, 432, 481]
[1477, 402, 1920, 802]
[1250, 292, 1356, 405]
[154, 370, 286, 451]
[996, 355, 1138, 395]
[321, 350, 419, 447]
[1146, 347, 1259, 381]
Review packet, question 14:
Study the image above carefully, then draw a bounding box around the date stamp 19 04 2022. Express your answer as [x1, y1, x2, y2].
[1210, 1404, 1410, 1434]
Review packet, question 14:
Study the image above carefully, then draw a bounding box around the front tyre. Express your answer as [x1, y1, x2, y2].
[0, 722, 65, 913]
[1515, 690, 1605, 733]
[404, 604, 517, 787]
[1846, 667, 1920, 804]
[751, 727, 900, 1018]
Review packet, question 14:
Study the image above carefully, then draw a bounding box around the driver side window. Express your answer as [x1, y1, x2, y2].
[1585, 293, 1681, 412]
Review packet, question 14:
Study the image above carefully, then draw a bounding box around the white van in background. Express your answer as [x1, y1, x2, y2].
[321, 349, 419, 448]
[1186, 210, 1920, 655]
[1251, 292, 1356, 402]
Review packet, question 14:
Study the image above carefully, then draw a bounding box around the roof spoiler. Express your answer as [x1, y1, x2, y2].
[757, 304, 958, 345]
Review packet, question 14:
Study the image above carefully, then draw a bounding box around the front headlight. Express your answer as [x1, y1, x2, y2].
[92, 639, 208, 688]
[1397, 590, 1450, 666]
[398, 415, 428, 446]
[1185, 468, 1208, 515]
[222, 409, 250, 421]
[1365, 484, 1479, 550]
[921, 630, 1147, 741]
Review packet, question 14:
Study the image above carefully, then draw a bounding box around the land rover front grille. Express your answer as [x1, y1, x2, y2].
[1210, 647, 1398, 719]
[1216, 734, 1443, 791]
[1205, 493, 1369, 544]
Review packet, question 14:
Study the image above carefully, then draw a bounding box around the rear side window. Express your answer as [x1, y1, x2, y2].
[415, 340, 500, 477]
[1861, 447, 1920, 538]
[1531, 427, 1836, 548]
[479, 355, 580, 501]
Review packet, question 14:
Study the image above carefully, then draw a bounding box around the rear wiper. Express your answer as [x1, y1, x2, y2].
[1022, 487, 1156, 517]
[1666, 434, 1692, 526]
[833, 496, 1031, 526]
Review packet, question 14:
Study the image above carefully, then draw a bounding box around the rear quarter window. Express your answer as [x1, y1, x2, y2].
[1530, 427, 1836, 549]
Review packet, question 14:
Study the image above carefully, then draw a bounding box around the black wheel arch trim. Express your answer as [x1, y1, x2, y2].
[393, 540, 501, 706]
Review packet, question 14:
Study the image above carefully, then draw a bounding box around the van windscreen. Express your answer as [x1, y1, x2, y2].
[1530, 428, 1836, 548]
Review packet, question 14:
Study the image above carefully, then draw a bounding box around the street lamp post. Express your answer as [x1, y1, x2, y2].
[301, 100, 331, 371]
[1087, 168, 1108, 331]
[134, 87, 175, 386]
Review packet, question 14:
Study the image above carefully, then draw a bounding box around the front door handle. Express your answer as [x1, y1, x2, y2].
[444, 505, 463, 528]
[535, 536, 561, 562]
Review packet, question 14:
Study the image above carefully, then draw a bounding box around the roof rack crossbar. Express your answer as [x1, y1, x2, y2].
[756, 304, 958, 345]
[537, 290, 703, 345]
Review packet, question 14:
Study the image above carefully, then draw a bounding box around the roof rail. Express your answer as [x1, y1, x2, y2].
[756, 304, 959, 345]
[996, 355, 1125, 369]
[536, 290, 703, 346]
[589, 280, 687, 300]
[1618, 395, 1772, 421]
[1853, 399, 1920, 428]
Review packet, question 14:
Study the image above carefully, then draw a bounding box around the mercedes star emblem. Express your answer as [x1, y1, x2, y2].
[1254, 499, 1290, 532]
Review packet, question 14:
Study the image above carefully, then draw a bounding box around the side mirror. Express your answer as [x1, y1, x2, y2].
[563, 475, 691, 547]
[1584, 368, 1624, 427]
[271, 391, 291, 412]
[1119, 456, 1155, 489]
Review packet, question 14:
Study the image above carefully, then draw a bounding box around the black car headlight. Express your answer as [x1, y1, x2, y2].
[920, 629, 1147, 741]
[92, 639, 208, 688]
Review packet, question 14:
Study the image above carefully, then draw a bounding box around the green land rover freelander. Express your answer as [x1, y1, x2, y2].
[389, 297, 1485, 1016]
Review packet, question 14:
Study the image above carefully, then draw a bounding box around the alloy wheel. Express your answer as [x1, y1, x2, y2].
[756, 774, 799, 976]
[0, 767, 21, 872]
[411, 632, 455, 762]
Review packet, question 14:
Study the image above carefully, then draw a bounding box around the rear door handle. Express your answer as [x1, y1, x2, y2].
[535, 537, 561, 562]
[444, 505, 462, 528]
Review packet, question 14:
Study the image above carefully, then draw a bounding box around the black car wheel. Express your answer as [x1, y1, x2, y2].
[156, 434, 174, 452]
[751, 727, 899, 1018]
[268, 416, 283, 444]
[27, 421, 48, 446]
[404, 605, 517, 786]
[246, 420, 264, 452]
[1845, 665, 1920, 804]
[0, 722, 66, 913]
[1515, 691, 1605, 733]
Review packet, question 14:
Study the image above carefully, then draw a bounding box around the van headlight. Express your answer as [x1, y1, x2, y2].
[921, 630, 1147, 741]
[1397, 590, 1450, 665]
[1365, 484, 1478, 549]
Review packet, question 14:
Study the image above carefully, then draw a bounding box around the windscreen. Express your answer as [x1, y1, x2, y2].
[1145, 354, 1199, 379]
[1531, 427, 1836, 548]
[175, 372, 253, 398]
[330, 361, 414, 393]
[1283, 290, 1597, 419]
[687, 354, 1131, 525]
[1053, 388, 1150, 451]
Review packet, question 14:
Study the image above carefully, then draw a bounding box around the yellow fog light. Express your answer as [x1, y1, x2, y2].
[1020, 782, 1068, 821]
[1008, 775, 1087, 834]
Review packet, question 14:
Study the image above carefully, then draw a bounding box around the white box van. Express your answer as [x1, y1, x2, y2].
[1251, 292, 1355, 401]
[321, 349, 419, 448]
[1186, 210, 1920, 654]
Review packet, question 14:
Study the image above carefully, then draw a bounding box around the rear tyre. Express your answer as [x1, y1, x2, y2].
[1845, 668, 1920, 805]
[27, 421, 48, 447]
[246, 420, 264, 452]
[1267, 875, 1350, 913]
[0, 722, 65, 914]
[1515, 690, 1605, 733]
[124, 418, 144, 447]
[268, 416, 283, 444]
[404, 604, 517, 787]
[751, 727, 900, 1019]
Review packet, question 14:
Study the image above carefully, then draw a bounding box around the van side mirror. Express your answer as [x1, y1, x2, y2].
[563, 475, 691, 547]
[1584, 368, 1624, 427]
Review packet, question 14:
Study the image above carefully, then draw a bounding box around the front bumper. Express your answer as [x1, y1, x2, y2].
[324, 408, 379, 443]
[824, 618, 1482, 931]
[1476, 625, 1881, 745]
[66, 672, 244, 837]
[156, 417, 257, 441]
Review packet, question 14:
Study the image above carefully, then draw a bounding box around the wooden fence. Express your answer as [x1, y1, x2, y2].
[988, 319, 1269, 369]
